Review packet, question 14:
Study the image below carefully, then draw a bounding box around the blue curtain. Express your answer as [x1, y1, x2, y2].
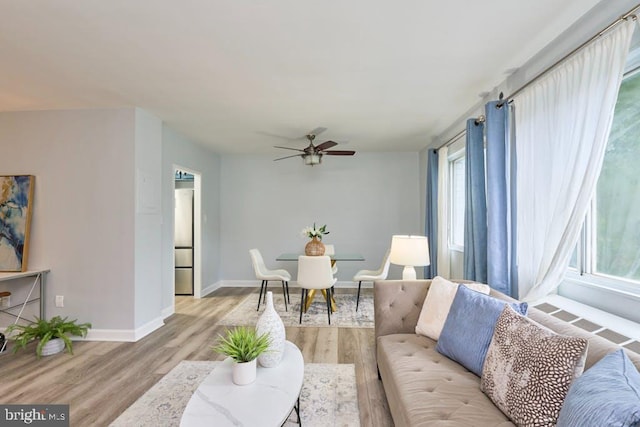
[424, 149, 438, 279]
[485, 101, 514, 296]
[464, 119, 487, 282]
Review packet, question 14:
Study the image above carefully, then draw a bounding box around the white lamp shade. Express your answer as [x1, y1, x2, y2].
[389, 235, 430, 280]
[389, 235, 430, 267]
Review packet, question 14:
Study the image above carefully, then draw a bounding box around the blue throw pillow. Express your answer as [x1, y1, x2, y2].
[556, 349, 640, 427]
[435, 285, 528, 376]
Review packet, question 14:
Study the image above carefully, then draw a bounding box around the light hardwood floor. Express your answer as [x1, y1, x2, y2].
[0, 287, 394, 427]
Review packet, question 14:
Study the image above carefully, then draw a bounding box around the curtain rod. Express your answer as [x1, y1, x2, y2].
[436, 2, 640, 150]
[502, 5, 639, 103]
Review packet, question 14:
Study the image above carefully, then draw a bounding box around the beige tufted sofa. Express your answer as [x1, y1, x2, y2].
[374, 280, 640, 426]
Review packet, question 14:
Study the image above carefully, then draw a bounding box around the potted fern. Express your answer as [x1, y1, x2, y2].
[212, 326, 271, 385]
[6, 315, 91, 358]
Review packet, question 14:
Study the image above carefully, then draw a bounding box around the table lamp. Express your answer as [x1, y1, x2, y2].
[389, 235, 430, 280]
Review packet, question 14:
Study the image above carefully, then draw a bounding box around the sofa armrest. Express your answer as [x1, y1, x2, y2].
[374, 280, 432, 340]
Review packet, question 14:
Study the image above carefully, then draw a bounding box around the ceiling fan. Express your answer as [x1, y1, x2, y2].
[273, 132, 356, 166]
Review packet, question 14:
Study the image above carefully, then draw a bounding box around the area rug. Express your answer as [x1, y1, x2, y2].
[217, 291, 374, 328]
[110, 361, 360, 427]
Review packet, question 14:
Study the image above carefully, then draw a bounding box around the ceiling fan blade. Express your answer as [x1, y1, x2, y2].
[315, 140, 338, 151]
[309, 127, 327, 136]
[274, 154, 304, 161]
[324, 150, 356, 156]
[273, 145, 305, 152]
[256, 131, 301, 141]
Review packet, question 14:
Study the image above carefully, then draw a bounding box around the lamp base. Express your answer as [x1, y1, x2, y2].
[402, 266, 417, 281]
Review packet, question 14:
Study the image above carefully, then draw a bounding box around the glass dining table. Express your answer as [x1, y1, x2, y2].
[276, 253, 365, 312]
[276, 253, 365, 262]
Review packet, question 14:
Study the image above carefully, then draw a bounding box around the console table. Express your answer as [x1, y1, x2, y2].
[0, 269, 49, 323]
[180, 341, 304, 426]
[0, 270, 49, 353]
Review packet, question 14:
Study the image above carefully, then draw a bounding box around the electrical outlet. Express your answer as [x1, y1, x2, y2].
[55, 295, 64, 308]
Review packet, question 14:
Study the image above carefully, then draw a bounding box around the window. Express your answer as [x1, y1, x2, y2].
[594, 70, 640, 283]
[570, 68, 640, 287]
[449, 153, 465, 250]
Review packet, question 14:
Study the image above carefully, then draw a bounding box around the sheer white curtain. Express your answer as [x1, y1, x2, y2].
[514, 20, 635, 302]
[436, 145, 450, 277]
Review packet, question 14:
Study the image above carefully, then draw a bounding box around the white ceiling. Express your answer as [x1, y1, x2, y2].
[0, 1, 601, 154]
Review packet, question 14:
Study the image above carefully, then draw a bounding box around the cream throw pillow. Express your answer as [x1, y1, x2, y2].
[415, 276, 490, 340]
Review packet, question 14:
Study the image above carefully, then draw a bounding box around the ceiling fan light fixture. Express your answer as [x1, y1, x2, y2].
[303, 153, 322, 166]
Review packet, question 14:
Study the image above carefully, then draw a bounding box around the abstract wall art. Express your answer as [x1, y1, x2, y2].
[0, 175, 35, 272]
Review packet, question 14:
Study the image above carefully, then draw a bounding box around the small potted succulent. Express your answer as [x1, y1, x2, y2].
[212, 326, 271, 385]
[6, 315, 91, 358]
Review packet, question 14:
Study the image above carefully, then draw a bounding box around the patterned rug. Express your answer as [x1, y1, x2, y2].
[218, 290, 374, 328]
[110, 361, 360, 427]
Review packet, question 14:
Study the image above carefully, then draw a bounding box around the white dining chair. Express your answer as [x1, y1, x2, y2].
[353, 249, 391, 311]
[297, 255, 337, 325]
[324, 244, 338, 276]
[249, 249, 291, 311]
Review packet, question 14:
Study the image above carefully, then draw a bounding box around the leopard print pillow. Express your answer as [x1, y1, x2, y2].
[480, 305, 588, 427]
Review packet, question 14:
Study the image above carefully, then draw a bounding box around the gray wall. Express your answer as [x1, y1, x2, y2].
[161, 126, 221, 312]
[219, 152, 421, 283]
[134, 109, 163, 329]
[0, 109, 137, 330]
[0, 111, 420, 335]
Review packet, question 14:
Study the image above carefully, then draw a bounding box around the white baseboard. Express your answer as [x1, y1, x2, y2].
[161, 305, 174, 319]
[80, 316, 165, 342]
[46, 279, 375, 343]
[217, 280, 373, 289]
[200, 280, 224, 297]
[218, 280, 260, 288]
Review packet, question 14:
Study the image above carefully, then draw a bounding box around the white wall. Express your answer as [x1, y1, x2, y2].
[161, 126, 221, 312]
[0, 109, 137, 330]
[133, 109, 163, 330]
[219, 152, 421, 283]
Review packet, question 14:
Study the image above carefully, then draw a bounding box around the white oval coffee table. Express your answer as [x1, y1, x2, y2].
[180, 341, 304, 427]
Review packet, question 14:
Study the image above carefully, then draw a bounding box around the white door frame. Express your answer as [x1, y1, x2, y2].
[173, 165, 203, 299]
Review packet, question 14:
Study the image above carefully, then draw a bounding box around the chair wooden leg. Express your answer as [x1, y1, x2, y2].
[356, 281, 362, 312]
[299, 289, 305, 324]
[281, 280, 288, 311]
[257, 280, 266, 311]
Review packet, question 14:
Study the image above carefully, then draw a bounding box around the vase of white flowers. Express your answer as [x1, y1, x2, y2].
[301, 223, 329, 256]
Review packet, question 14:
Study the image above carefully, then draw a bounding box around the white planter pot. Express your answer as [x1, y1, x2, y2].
[40, 338, 65, 357]
[232, 358, 257, 385]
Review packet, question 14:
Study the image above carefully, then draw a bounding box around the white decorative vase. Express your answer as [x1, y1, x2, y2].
[256, 291, 285, 368]
[232, 358, 257, 385]
[41, 338, 65, 356]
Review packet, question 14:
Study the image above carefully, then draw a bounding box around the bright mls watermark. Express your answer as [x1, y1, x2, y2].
[1, 405, 69, 426]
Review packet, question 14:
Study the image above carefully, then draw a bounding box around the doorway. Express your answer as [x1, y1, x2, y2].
[174, 170, 194, 295]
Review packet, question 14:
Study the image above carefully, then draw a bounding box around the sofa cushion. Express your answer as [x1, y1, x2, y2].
[415, 276, 490, 340]
[377, 333, 514, 426]
[556, 349, 640, 427]
[481, 305, 588, 427]
[436, 285, 528, 376]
